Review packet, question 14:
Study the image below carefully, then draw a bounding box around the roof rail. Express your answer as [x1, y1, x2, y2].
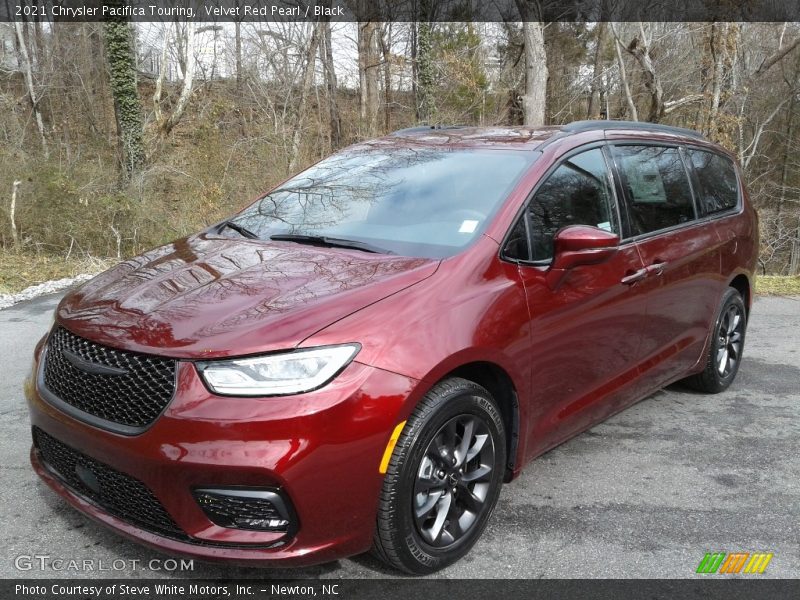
[562, 120, 706, 140]
[390, 124, 469, 136]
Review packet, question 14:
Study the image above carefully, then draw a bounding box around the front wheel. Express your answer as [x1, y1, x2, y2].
[683, 287, 747, 393]
[372, 378, 506, 574]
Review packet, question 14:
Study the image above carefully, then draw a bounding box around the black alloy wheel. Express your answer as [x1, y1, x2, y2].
[715, 302, 744, 378]
[683, 287, 747, 393]
[413, 414, 495, 548]
[372, 378, 506, 574]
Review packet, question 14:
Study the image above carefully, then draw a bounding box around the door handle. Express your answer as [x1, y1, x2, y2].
[621, 268, 648, 285]
[646, 261, 668, 276]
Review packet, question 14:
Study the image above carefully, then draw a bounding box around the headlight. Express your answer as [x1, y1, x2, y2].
[197, 344, 360, 396]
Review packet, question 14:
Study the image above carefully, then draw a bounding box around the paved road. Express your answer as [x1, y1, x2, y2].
[1, 292, 798, 579]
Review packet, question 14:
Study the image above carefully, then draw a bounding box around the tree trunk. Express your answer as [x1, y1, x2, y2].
[14, 21, 48, 156]
[358, 18, 380, 136]
[379, 23, 393, 133]
[705, 23, 724, 135]
[157, 23, 197, 138]
[103, 19, 144, 174]
[174, 23, 187, 80]
[411, 20, 419, 119]
[152, 23, 170, 125]
[625, 26, 664, 123]
[32, 17, 45, 66]
[10, 180, 21, 250]
[587, 22, 606, 119]
[791, 226, 800, 276]
[778, 57, 799, 213]
[84, 23, 115, 138]
[701, 22, 738, 141]
[235, 19, 242, 89]
[416, 20, 436, 123]
[611, 26, 638, 121]
[288, 23, 320, 170]
[784, 58, 800, 274]
[778, 98, 795, 213]
[25, 19, 39, 69]
[319, 17, 341, 149]
[517, 18, 547, 126]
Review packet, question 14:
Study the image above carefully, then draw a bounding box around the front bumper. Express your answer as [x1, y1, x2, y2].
[26, 350, 419, 566]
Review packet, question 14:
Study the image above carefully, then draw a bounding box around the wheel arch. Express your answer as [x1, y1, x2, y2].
[415, 361, 522, 483]
[728, 273, 751, 317]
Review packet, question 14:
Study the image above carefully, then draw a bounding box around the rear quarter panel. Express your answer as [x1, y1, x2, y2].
[718, 167, 758, 300]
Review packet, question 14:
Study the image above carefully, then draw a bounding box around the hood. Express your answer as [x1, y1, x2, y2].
[57, 234, 438, 358]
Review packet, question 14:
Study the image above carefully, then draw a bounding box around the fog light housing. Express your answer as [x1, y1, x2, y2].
[193, 488, 296, 534]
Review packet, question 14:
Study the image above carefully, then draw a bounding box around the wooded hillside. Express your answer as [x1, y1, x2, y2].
[1, 18, 799, 289]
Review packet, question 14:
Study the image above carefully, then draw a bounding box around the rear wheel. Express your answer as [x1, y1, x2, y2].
[683, 287, 746, 393]
[372, 378, 506, 574]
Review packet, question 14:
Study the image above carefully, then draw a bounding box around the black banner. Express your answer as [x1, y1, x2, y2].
[2, 0, 800, 22]
[5, 579, 800, 600]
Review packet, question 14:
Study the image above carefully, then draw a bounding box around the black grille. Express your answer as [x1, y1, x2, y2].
[32, 427, 185, 539]
[194, 489, 290, 531]
[42, 327, 176, 431]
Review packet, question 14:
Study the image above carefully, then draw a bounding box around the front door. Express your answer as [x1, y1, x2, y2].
[504, 146, 650, 460]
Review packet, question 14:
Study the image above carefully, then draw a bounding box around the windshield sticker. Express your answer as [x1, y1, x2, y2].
[459, 220, 479, 233]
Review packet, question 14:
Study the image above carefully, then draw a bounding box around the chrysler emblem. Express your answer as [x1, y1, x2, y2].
[61, 348, 128, 376]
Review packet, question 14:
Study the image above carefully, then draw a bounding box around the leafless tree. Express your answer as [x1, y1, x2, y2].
[2, 18, 800, 277]
[288, 22, 321, 170]
[358, 15, 381, 136]
[587, 22, 606, 119]
[155, 22, 197, 138]
[515, 1, 547, 126]
[318, 14, 341, 148]
[13, 21, 48, 155]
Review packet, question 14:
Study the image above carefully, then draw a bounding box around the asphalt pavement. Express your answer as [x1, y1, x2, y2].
[1, 292, 798, 579]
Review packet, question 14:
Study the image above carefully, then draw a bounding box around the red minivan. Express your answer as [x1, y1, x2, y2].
[26, 121, 757, 574]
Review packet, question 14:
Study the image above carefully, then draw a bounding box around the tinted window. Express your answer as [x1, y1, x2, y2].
[522, 148, 617, 261]
[613, 145, 695, 236]
[228, 148, 537, 259]
[504, 216, 530, 261]
[687, 149, 739, 216]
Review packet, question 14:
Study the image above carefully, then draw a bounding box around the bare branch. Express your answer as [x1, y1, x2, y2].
[664, 94, 705, 114]
[741, 96, 791, 170]
[753, 35, 800, 79]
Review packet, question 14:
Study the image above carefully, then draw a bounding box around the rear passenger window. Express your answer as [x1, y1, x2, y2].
[686, 149, 739, 216]
[524, 148, 618, 261]
[613, 145, 695, 236]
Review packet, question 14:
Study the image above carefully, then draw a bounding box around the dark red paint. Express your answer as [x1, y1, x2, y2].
[26, 125, 757, 566]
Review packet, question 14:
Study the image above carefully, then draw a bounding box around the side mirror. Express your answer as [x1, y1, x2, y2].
[546, 225, 620, 289]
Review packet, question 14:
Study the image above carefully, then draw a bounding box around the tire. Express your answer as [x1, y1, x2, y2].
[683, 287, 747, 393]
[372, 377, 506, 574]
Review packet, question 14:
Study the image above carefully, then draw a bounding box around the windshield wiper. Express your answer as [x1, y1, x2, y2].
[218, 220, 259, 239]
[270, 234, 394, 255]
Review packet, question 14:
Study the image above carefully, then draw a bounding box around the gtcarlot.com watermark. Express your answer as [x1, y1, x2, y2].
[14, 555, 194, 572]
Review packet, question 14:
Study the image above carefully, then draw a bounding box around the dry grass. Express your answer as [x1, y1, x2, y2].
[756, 275, 800, 296]
[0, 251, 114, 295]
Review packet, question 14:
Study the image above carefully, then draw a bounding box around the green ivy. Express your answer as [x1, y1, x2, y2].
[417, 21, 436, 122]
[103, 19, 144, 175]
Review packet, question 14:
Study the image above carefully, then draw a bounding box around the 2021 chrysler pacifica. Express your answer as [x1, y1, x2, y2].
[26, 120, 757, 574]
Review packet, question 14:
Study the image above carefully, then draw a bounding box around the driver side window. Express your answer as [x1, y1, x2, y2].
[506, 148, 618, 262]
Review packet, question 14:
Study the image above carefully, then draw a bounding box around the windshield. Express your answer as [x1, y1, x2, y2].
[227, 147, 538, 258]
